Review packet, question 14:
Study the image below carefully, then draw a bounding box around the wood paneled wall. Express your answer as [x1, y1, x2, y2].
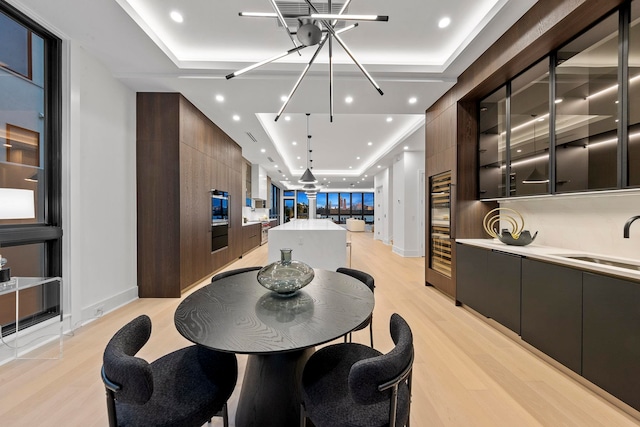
[137, 93, 243, 297]
[424, 0, 625, 299]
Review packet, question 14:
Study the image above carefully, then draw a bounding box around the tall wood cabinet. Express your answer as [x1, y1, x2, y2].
[137, 93, 243, 297]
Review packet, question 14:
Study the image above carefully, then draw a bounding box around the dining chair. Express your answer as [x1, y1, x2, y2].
[211, 266, 262, 282]
[101, 315, 238, 427]
[300, 313, 414, 427]
[336, 267, 375, 347]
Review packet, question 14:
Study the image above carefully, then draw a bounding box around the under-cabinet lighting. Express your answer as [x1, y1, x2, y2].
[585, 74, 640, 100]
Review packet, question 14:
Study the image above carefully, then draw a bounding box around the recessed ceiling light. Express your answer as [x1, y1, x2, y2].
[292, 141, 297, 145]
[409, 97, 417, 104]
[349, 166, 353, 169]
[297, 156, 301, 160]
[170, 11, 184, 23]
[323, 178, 327, 181]
[232, 115, 240, 121]
[404, 146, 409, 150]
[274, 165, 278, 168]
[517, 149, 522, 153]
[343, 178, 346, 181]
[300, 166, 304, 169]
[438, 17, 451, 29]
[215, 94, 224, 102]
[282, 174, 286, 177]
[377, 165, 381, 168]
[356, 156, 360, 160]
[260, 148, 266, 153]
[281, 95, 288, 102]
[555, 98, 564, 104]
[368, 142, 373, 146]
[386, 117, 393, 122]
[345, 96, 353, 104]
[284, 116, 291, 121]
[364, 174, 368, 178]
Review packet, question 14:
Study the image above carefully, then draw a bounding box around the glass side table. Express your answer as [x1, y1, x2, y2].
[0, 277, 63, 360]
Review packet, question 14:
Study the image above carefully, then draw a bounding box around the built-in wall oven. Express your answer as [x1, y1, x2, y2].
[211, 190, 229, 252]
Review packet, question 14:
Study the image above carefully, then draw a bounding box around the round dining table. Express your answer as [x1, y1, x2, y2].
[174, 268, 375, 427]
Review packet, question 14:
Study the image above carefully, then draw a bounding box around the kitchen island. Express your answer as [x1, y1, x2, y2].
[268, 219, 347, 270]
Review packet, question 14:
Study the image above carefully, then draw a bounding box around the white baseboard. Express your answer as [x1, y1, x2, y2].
[80, 286, 138, 326]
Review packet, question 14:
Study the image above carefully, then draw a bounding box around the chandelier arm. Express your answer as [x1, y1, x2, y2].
[226, 45, 307, 80]
[268, 0, 302, 55]
[302, 0, 383, 95]
[275, 37, 328, 121]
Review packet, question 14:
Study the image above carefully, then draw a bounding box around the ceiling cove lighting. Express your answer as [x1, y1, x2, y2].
[231, 0, 388, 122]
[299, 113, 318, 184]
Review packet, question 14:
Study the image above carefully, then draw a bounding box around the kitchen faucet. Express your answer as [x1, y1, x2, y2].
[623, 215, 640, 238]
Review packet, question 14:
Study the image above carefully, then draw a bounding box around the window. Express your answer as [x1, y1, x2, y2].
[270, 184, 280, 218]
[316, 193, 328, 217]
[363, 193, 374, 223]
[297, 191, 309, 219]
[0, 3, 62, 278]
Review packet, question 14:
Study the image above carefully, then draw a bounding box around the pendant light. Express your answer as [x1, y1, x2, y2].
[522, 115, 549, 184]
[299, 113, 318, 184]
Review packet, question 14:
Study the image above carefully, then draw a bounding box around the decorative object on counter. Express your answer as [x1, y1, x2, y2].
[257, 248, 314, 297]
[0, 255, 9, 283]
[483, 207, 538, 246]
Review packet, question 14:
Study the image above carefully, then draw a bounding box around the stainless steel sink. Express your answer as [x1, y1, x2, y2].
[556, 255, 640, 271]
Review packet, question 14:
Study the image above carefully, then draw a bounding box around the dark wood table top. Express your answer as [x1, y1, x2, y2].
[174, 269, 375, 354]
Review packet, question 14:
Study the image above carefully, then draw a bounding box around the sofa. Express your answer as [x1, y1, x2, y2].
[346, 218, 365, 232]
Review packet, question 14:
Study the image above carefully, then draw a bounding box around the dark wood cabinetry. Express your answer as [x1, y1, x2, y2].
[242, 224, 261, 254]
[583, 272, 640, 410]
[521, 259, 582, 374]
[456, 243, 521, 334]
[137, 93, 243, 297]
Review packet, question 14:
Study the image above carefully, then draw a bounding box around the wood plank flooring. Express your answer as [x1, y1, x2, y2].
[0, 231, 638, 426]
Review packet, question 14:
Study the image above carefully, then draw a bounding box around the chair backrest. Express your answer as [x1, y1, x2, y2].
[348, 313, 413, 405]
[102, 315, 154, 405]
[211, 266, 262, 282]
[336, 267, 375, 292]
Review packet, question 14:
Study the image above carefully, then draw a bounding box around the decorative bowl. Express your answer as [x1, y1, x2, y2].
[497, 229, 538, 246]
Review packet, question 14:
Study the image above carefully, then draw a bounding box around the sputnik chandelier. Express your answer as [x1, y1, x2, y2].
[227, 0, 388, 122]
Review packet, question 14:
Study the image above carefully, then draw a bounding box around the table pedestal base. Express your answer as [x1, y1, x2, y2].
[236, 347, 315, 427]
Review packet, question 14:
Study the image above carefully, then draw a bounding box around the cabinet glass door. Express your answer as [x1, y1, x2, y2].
[430, 171, 451, 277]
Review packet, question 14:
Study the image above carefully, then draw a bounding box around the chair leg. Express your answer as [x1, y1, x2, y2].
[369, 318, 374, 348]
[300, 403, 307, 427]
[222, 402, 229, 427]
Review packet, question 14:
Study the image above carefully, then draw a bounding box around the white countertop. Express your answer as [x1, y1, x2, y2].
[457, 239, 640, 282]
[242, 221, 261, 227]
[270, 219, 344, 231]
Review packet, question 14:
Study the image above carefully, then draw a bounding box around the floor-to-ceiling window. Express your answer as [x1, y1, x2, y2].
[0, 2, 62, 278]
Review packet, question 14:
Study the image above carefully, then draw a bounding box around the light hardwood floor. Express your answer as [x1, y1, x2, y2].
[0, 231, 638, 426]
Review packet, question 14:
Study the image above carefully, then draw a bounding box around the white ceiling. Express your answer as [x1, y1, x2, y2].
[9, 0, 538, 191]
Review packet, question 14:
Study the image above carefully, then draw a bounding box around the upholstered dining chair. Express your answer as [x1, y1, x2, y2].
[101, 315, 238, 427]
[300, 313, 414, 427]
[211, 266, 262, 282]
[336, 267, 375, 347]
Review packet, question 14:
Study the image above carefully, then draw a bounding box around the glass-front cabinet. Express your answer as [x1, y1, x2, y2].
[430, 171, 451, 278]
[555, 12, 619, 192]
[478, 3, 640, 199]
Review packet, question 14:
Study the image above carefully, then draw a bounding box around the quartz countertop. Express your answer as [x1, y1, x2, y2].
[457, 239, 640, 282]
[270, 219, 344, 231]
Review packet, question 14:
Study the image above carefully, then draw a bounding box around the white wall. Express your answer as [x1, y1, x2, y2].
[502, 191, 640, 260]
[66, 42, 138, 327]
[391, 152, 425, 257]
[374, 168, 391, 244]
